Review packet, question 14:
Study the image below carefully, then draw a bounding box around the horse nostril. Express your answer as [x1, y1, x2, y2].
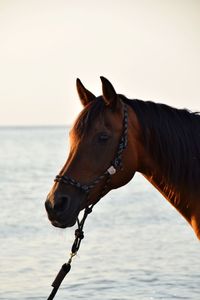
[54, 196, 70, 212]
[45, 198, 52, 213]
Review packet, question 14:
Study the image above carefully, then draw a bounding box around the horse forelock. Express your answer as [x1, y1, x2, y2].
[73, 97, 106, 139]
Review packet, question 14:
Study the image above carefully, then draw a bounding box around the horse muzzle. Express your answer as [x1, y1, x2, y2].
[45, 194, 79, 228]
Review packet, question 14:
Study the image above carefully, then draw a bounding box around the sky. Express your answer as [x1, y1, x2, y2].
[0, 0, 200, 126]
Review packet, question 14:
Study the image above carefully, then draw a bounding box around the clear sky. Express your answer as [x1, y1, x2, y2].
[0, 0, 200, 126]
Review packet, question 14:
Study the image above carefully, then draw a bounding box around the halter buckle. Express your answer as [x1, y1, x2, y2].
[107, 165, 116, 175]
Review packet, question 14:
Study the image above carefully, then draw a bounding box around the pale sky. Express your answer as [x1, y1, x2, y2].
[0, 0, 200, 126]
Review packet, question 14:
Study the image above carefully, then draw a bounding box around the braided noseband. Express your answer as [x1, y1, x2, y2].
[47, 103, 128, 300]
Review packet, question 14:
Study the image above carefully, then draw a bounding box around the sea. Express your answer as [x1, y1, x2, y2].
[0, 126, 199, 300]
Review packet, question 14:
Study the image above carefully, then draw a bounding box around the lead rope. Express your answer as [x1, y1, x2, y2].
[47, 173, 112, 300]
[47, 205, 94, 300]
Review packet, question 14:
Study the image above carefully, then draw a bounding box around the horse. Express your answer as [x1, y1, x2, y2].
[45, 77, 200, 240]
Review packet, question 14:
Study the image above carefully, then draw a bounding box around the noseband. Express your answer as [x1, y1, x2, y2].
[47, 104, 128, 300]
[54, 103, 128, 202]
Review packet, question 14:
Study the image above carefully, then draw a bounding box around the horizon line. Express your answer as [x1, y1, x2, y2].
[0, 124, 71, 129]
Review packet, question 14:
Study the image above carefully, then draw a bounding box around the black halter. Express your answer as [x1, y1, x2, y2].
[47, 103, 128, 300]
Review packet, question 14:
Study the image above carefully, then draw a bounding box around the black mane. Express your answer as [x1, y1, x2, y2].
[122, 95, 200, 193]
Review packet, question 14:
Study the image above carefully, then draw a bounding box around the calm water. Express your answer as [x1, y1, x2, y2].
[0, 126, 199, 300]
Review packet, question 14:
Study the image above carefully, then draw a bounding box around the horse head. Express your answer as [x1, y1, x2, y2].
[45, 77, 138, 228]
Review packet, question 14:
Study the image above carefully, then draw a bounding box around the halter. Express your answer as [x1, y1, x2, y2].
[54, 103, 128, 199]
[47, 103, 128, 300]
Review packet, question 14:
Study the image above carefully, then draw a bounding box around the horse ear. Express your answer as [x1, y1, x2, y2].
[100, 76, 118, 108]
[76, 78, 96, 106]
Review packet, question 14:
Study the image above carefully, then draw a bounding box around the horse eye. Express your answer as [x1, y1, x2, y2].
[98, 133, 109, 142]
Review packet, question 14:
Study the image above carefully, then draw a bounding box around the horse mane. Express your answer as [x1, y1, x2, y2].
[121, 95, 200, 194]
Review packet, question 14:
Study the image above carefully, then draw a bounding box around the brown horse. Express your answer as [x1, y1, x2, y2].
[45, 77, 200, 239]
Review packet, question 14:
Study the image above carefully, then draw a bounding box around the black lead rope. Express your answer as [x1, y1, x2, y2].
[47, 205, 94, 300]
[47, 172, 112, 300]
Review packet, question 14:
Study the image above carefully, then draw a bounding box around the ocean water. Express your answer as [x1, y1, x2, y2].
[0, 126, 199, 300]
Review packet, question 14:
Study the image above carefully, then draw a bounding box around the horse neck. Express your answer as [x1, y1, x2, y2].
[127, 104, 200, 239]
[128, 107, 192, 225]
